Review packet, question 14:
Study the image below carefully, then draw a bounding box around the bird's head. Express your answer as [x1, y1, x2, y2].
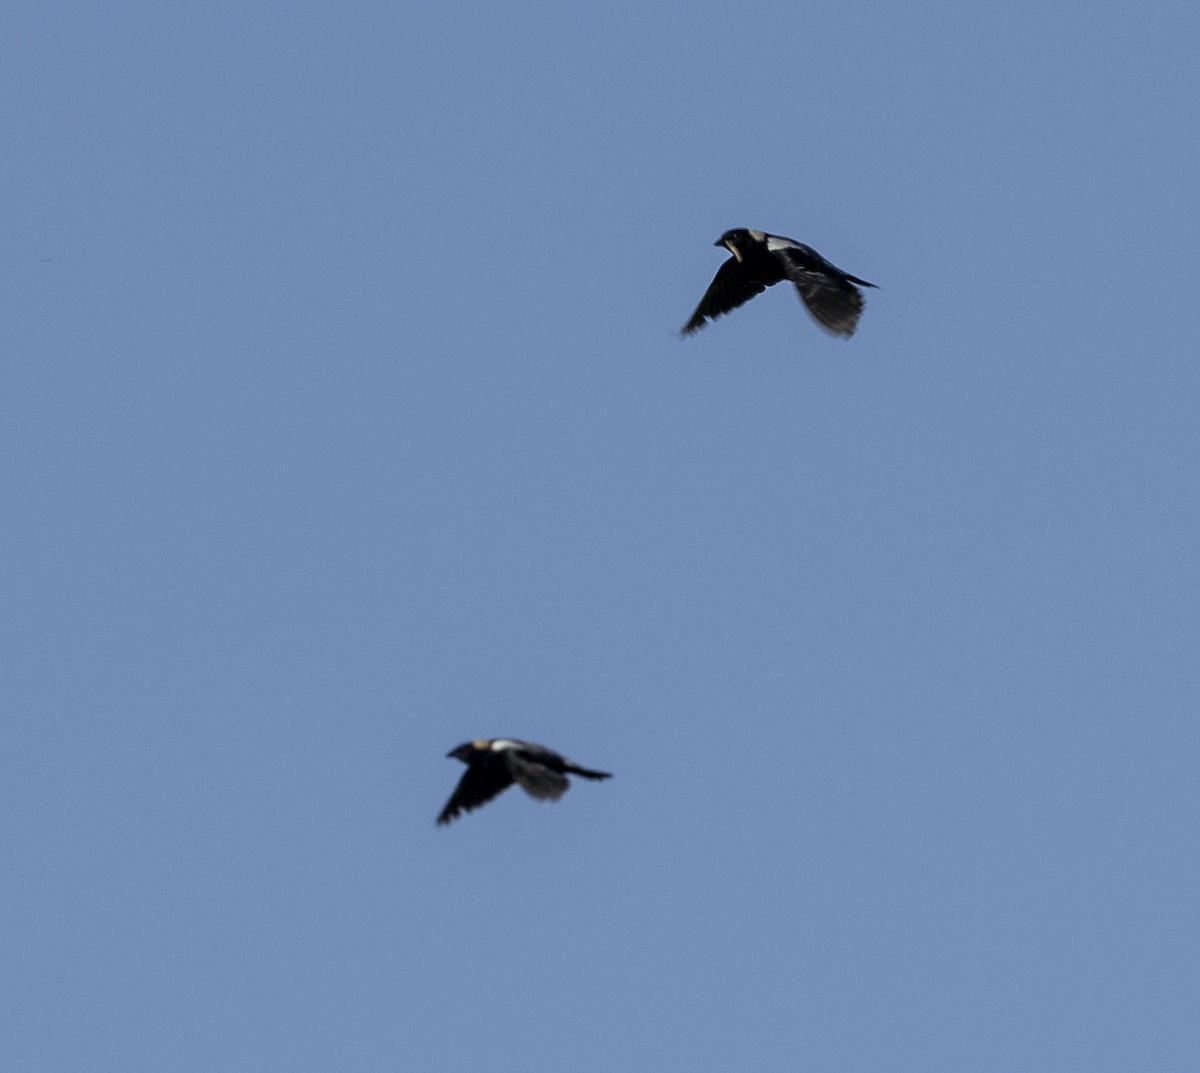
[716, 228, 752, 263]
[447, 741, 485, 762]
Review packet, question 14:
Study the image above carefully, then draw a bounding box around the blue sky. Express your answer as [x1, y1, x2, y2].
[4, 2, 1198, 1070]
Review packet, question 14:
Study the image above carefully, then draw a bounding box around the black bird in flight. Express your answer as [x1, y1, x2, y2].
[682, 228, 877, 338]
[436, 738, 612, 825]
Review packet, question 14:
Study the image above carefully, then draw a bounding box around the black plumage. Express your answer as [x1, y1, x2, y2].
[436, 738, 612, 825]
[682, 228, 876, 337]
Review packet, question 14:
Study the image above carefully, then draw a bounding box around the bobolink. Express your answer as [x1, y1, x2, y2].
[682, 228, 876, 338]
[436, 738, 612, 825]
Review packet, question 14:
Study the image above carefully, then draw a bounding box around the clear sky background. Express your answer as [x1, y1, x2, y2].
[4, 2, 1198, 1070]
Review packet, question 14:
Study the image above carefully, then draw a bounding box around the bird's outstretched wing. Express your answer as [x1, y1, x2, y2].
[769, 238, 876, 337]
[437, 762, 515, 825]
[506, 751, 571, 800]
[681, 258, 768, 334]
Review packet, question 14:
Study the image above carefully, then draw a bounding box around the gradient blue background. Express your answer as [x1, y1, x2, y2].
[5, 3, 1198, 1070]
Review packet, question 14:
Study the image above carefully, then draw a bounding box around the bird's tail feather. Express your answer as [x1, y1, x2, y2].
[567, 765, 612, 781]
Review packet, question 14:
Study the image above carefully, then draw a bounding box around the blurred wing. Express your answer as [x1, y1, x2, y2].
[770, 239, 873, 337]
[789, 275, 866, 336]
[506, 752, 570, 800]
[681, 257, 768, 334]
[437, 764, 515, 825]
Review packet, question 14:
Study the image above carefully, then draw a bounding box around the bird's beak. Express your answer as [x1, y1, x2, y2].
[719, 238, 743, 263]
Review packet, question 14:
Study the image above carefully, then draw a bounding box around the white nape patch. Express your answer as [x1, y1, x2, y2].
[748, 229, 768, 243]
[765, 233, 797, 251]
[489, 739, 519, 751]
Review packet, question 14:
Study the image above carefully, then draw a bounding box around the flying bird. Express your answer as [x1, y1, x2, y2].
[682, 228, 877, 337]
[436, 738, 612, 825]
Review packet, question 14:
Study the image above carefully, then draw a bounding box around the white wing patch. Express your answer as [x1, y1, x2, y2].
[764, 233, 800, 252]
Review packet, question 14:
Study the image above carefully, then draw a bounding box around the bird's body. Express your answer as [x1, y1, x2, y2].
[436, 738, 612, 825]
[682, 228, 876, 338]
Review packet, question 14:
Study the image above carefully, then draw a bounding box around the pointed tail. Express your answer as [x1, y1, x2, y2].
[567, 764, 612, 781]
